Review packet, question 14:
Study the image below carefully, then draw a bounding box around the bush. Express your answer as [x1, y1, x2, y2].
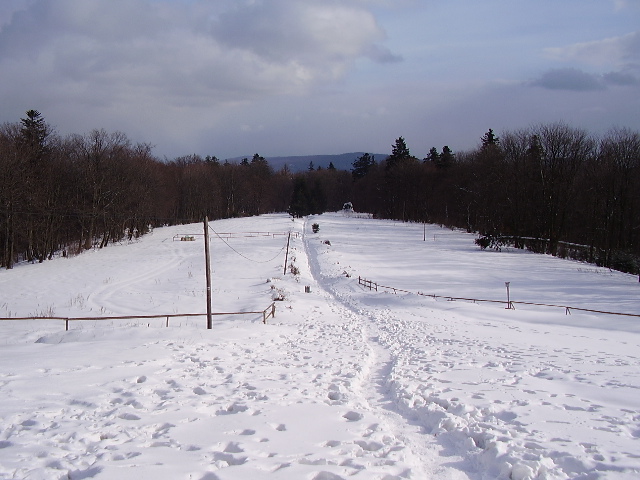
[312, 223, 320, 233]
[475, 234, 505, 251]
[270, 285, 286, 301]
[475, 236, 491, 249]
[610, 251, 639, 274]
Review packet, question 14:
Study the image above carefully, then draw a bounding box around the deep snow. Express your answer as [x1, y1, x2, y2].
[0, 213, 638, 479]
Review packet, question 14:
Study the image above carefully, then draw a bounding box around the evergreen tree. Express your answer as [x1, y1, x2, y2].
[352, 153, 375, 179]
[309, 179, 327, 214]
[425, 147, 440, 164]
[481, 129, 500, 149]
[251, 153, 266, 165]
[20, 109, 51, 164]
[288, 177, 311, 218]
[392, 137, 410, 158]
[386, 137, 411, 170]
[438, 146, 454, 169]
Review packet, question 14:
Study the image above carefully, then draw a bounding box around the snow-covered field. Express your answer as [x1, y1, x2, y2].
[0, 213, 639, 480]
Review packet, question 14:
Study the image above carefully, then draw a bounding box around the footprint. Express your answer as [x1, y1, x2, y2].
[216, 403, 248, 415]
[327, 391, 343, 401]
[312, 472, 346, 480]
[211, 452, 247, 466]
[224, 442, 244, 453]
[118, 413, 141, 421]
[354, 440, 384, 451]
[343, 411, 363, 422]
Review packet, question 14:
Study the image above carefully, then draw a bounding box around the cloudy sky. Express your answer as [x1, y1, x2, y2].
[1, 0, 639, 160]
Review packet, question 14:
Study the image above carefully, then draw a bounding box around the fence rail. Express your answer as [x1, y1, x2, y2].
[0, 303, 276, 331]
[173, 231, 299, 241]
[358, 276, 640, 319]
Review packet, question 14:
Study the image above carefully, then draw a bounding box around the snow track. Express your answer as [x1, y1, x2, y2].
[1, 213, 639, 479]
[302, 213, 640, 480]
[302, 218, 469, 479]
[86, 245, 187, 315]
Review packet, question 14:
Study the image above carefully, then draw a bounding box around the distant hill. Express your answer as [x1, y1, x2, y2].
[229, 153, 388, 172]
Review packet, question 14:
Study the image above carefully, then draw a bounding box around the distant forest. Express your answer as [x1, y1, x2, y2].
[1, 110, 639, 273]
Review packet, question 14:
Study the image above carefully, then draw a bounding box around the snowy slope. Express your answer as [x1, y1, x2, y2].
[0, 213, 638, 479]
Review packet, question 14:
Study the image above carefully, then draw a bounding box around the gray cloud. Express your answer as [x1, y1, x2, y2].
[0, 0, 636, 160]
[364, 44, 403, 63]
[603, 71, 640, 86]
[0, 0, 397, 111]
[531, 68, 605, 91]
[536, 31, 640, 92]
[531, 66, 640, 91]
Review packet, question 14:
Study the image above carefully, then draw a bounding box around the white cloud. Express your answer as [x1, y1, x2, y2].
[211, 0, 392, 79]
[611, 0, 640, 11]
[543, 31, 640, 70]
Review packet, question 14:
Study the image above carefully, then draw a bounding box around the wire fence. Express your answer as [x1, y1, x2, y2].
[358, 276, 640, 318]
[0, 303, 276, 331]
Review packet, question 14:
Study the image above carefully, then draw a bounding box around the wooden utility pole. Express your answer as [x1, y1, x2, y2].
[283, 232, 291, 275]
[204, 217, 212, 329]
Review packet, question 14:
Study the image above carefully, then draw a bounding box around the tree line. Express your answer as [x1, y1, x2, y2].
[349, 125, 640, 274]
[0, 111, 349, 268]
[1, 111, 638, 273]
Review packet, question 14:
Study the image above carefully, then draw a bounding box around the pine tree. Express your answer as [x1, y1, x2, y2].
[438, 146, 454, 169]
[20, 109, 50, 164]
[386, 137, 411, 170]
[352, 153, 375, 179]
[425, 147, 440, 164]
[481, 129, 500, 149]
[288, 177, 311, 218]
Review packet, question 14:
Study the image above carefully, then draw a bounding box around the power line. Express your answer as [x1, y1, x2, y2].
[208, 225, 288, 263]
